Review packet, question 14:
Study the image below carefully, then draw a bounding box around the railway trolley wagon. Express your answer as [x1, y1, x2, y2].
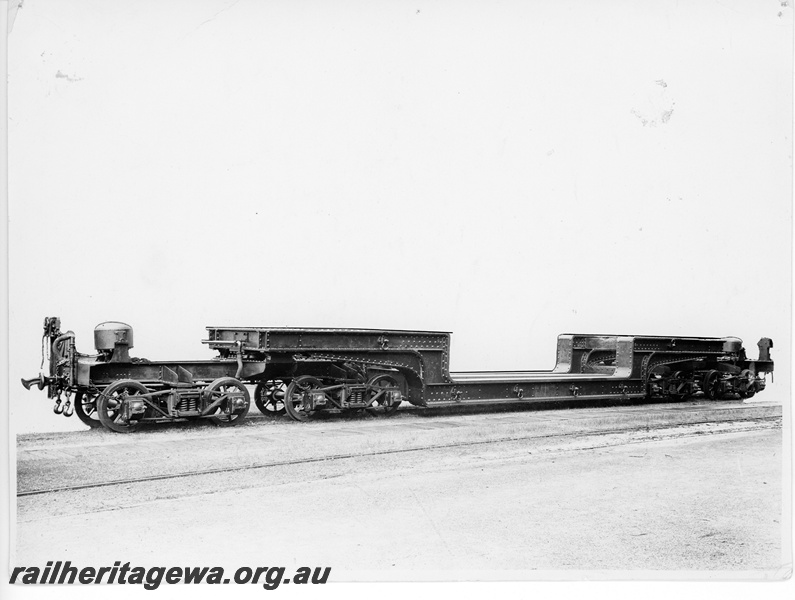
[23, 317, 774, 432]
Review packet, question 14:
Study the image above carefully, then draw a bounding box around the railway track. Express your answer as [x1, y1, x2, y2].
[18, 402, 781, 498]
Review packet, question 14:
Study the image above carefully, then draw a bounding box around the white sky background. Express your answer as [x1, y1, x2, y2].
[6, 0, 792, 434]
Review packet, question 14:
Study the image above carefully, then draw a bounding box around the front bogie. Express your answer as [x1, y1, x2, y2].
[93, 377, 251, 433]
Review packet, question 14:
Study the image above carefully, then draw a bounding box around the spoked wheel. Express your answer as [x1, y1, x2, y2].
[97, 380, 149, 433]
[668, 371, 688, 400]
[254, 380, 287, 416]
[74, 391, 103, 429]
[703, 370, 721, 400]
[365, 374, 402, 416]
[737, 369, 757, 399]
[284, 376, 323, 422]
[204, 377, 250, 426]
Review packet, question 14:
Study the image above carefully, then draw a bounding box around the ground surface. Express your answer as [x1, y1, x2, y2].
[14, 400, 787, 579]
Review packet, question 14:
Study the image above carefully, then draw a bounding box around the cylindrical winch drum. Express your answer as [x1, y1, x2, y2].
[94, 321, 134, 351]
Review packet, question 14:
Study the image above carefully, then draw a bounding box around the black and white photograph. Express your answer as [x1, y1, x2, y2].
[1, 0, 792, 597]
